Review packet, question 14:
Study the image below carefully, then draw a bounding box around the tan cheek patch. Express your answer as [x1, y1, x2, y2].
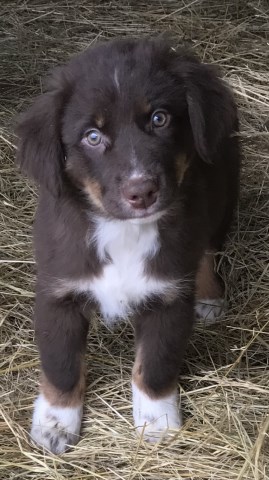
[84, 179, 104, 211]
[176, 153, 189, 185]
[41, 368, 85, 408]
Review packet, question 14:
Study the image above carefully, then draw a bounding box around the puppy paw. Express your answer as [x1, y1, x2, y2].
[132, 382, 181, 442]
[31, 394, 82, 454]
[195, 298, 225, 324]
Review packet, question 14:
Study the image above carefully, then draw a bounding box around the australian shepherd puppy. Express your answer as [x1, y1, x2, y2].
[16, 38, 240, 454]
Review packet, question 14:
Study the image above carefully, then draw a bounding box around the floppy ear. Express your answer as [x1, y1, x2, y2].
[183, 62, 238, 162]
[16, 87, 66, 196]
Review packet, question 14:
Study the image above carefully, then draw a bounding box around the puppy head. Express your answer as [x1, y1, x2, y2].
[16, 38, 237, 220]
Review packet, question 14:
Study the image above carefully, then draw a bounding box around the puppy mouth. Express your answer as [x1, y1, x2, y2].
[101, 197, 167, 222]
[127, 209, 166, 224]
[119, 193, 160, 214]
[119, 196, 170, 223]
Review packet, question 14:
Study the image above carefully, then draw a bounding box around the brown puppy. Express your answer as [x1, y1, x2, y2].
[16, 38, 240, 454]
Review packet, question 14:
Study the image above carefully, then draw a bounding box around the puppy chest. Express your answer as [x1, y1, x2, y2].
[54, 219, 180, 322]
[87, 218, 176, 322]
[90, 259, 155, 320]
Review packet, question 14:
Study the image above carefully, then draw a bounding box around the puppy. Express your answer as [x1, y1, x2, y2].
[16, 38, 240, 454]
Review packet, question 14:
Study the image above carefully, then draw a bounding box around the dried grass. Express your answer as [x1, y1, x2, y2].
[0, 1, 269, 479]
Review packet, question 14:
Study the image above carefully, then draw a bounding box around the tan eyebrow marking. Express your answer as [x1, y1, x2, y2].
[142, 101, 152, 114]
[94, 114, 105, 129]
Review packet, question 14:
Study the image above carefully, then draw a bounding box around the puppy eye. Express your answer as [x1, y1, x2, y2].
[85, 129, 102, 146]
[151, 110, 169, 128]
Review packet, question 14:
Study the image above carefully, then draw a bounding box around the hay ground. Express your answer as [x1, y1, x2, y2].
[0, 0, 269, 479]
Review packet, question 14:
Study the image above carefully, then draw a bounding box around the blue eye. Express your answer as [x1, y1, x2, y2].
[86, 129, 102, 146]
[151, 110, 169, 128]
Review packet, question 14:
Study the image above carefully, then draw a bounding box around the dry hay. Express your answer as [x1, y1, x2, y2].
[0, 1, 269, 479]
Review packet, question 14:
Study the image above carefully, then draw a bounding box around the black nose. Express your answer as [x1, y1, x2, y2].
[122, 177, 159, 209]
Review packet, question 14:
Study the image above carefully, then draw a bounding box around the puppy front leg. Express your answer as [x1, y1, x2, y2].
[133, 299, 194, 442]
[31, 294, 89, 454]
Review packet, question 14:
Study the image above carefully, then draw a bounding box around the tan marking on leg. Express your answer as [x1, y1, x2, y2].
[176, 153, 189, 185]
[196, 251, 224, 300]
[84, 179, 104, 211]
[132, 346, 176, 400]
[41, 366, 85, 408]
[132, 346, 145, 392]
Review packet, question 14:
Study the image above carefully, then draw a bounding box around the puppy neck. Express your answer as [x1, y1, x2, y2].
[91, 215, 161, 263]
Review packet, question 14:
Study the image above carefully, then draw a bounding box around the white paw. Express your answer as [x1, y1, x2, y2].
[31, 394, 82, 454]
[195, 298, 225, 324]
[132, 382, 182, 442]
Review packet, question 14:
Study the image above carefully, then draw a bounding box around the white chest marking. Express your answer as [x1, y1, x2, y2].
[89, 218, 175, 322]
[56, 217, 180, 324]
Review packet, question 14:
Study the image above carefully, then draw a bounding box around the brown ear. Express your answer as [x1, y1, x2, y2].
[16, 88, 65, 196]
[183, 62, 238, 162]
